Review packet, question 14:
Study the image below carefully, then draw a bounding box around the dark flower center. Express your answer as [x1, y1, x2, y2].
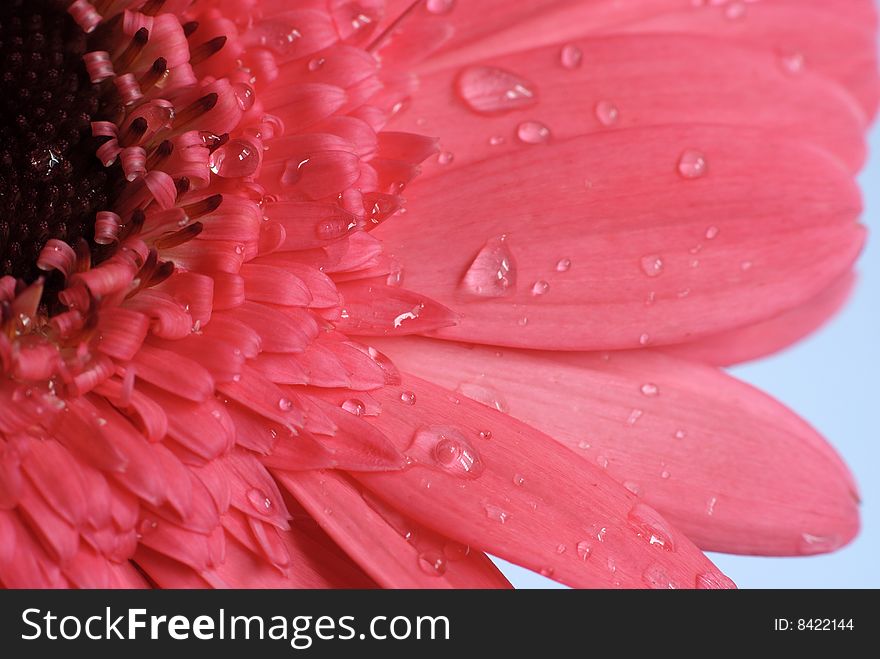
[0, 0, 122, 282]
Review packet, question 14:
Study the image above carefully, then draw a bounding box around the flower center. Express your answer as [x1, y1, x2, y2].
[0, 0, 122, 282]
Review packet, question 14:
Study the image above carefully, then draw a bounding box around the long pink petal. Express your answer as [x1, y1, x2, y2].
[376, 126, 863, 350]
[276, 469, 512, 588]
[372, 337, 858, 556]
[352, 374, 732, 588]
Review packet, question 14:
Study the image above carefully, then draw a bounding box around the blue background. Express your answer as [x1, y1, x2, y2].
[496, 93, 880, 591]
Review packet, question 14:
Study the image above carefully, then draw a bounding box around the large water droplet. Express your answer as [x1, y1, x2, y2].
[595, 100, 619, 126]
[456, 66, 538, 114]
[576, 540, 593, 560]
[426, 0, 456, 14]
[640, 254, 665, 277]
[517, 120, 551, 144]
[341, 398, 366, 416]
[695, 571, 736, 589]
[530, 280, 550, 296]
[628, 503, 676, 551]
[678, 150, 707, 179]
[408, 426, 484, 479]
[209, 138, 260, 178]
[642, 564, 678, 589]
[456, 381, 510, 413]
[559, 44, 583, 69]
[247, 487, 273, 514]
[484, 503, 511, 523]
[417, 551, 448, 576]
[461, 235, 516, 297]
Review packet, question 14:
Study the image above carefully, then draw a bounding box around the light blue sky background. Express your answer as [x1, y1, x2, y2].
[496, 90, 880, 591]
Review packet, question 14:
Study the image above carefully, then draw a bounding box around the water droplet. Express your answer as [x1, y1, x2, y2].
[559, 43, 583, 69]
[639, 333, 651, 346]
[740, 260, 753, 271]
[556, 544, 567, 555]
[627, 409, 643, 425]
[555, 258, 571, 272]
[137, 518, 159, 537]
[232, 83, 255, 112]
[210, 138, 261, 178]
[478, 429, 492, 440]
[596, 455, 609, 469]
[778, 50, 805, 75]
[437, 150, 454, 165]
[277, 397, 293, 411]
[674, 429, 687, 440]
[706, 496, 717, 516]
[513, 473, 525, 486]
[408, 425, 485, 479]
[247, 487, 273, 514]
[606, 557, 617, 573]
[517, 316, 529, 327]
[640, 383, 659, 397]
[234, 243, 245, 255]
[530, 280, 550, 296]
[595, 100, 619, 126]
[307, 56, 325, 71]
[399, 391, 416, 405]
[642, 564, 677, 589]
[341, 398, 366, 416]
[624, 481, 643, 496]
[443, 542, 470, 561]
[705, 225, 719, 240]
[627, 502, 676, 551]
[678, 150, 707, 179]
[596, 527, 607, 542]
[426, 0, 455, 15]
[639, 254, 664, 277]
[485, 503, 511, 524]
[660, 469, 671, 480]
[724, 1, 746, 20]
[577, 439, 591, 450]
[488, 135, 505, 146]
[799, 532, 840, 555]
[456, 66, 538, 114]
[252, 19, 303, 56]
[456, 381, 510, 413]
[393, 303, 424, 328]
[539, 566, 555, 577]
[461, 235, 516, 297]
[695, 571, 736, 589]
[417, 551, 448, 576]
[576, 540, 593, 560]
[516, 120, 551, 144]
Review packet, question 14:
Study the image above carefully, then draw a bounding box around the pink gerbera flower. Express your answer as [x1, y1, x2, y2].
[0, 0, 876, 589]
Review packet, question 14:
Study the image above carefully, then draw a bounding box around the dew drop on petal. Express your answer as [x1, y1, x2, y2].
[278, 397, 293, 411]
[539, 566, 555, 577]
[513, 473, 525, 486]
[627, 409, 643, 425]
[488, 135, 505, 146]
[576, 541, 593, 560]
[596, 455, 609, 469]
[556, 544, 567, 555]
[443, 542, 471, 561]
[426, 0, 456, 14]
[639, 333, 651, 346]
[456, 66, 538, 114]
[485, 503, 511, 523]
[530, 280, 550, 296]
[517, 316, 529, 327]
[627, 502, 676, 551]
[307, 57, 325, 71]
[461, 235, 516, 297]
[640, 383, 659, 397]
[231, 83, 256, 112]
[577, 439, 591, 450]
[740, 260, 753, 271]
[247, 487, 273, 514]
[252, 19, 303, 56]
[456, 381, 510, 413]
[639, 254, 664, 277]
[417, 551, 448, 576]
[724, 1, 746, 20]
[555, 258, 571, 272]
[706, 496, 717, 516]
[596, 527, 607, 542]
[478, 429, 492, 440]
[624, 481, 643, 496]
[517, 120, 551, 144]
[341, 398, 366, 416]
[137, 518, 159, 537]
[705, 225, 720, 240]
[437, 150, 454, 165]
[559, 43, 583, 69]
[660, 470, 671, 480]
[779, 51, 805, 75]
[595, 100, 619, 126]
[642, 564, 677, 589]
[695, 571, 737, 589]
[408, 425, 485, 479]
[799, 532, 840, 555]
[399, 391, 416, 405]
[678, 150, 707, 179]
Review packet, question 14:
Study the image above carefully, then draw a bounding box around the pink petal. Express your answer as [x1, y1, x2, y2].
[373, 337, 859, 556]
[277, 469, 511, 588]
[376, 126, 863, 349]
[354, 374, 731, 588]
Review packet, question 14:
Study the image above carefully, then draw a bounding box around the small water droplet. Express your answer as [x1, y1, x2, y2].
[690, 258, 700, 269]
[409, 425, 485, 479]
[624, 481, 643, 496]
[247, 487, 273, 514]
[660, 469, 671, 480]
[639, 333, 651, 346]
[517, 120, 551, 144]
[478, 429, 492, 440]
[417, 551, 448, 576]
[597, 527, 607, 542]
[724, 1, 746, 20]
[577, 439, 591, 450]
[555, 258, 571, 272]
[556, 544, 567, 555]
[606, 557, 617, 573]
[778, 50, 805, 75]
[799, 532, 840, 555]
[705, 225, 719, 240]
[234, 243, 245, 254]
[252, 19, 302, 56]
[678, 150, 707, 179]
[530, 280, 550, 296]
[628, 502, 676, 551]
[695, 571, 736, 589]
[576, 540, 593, 560]
[740, 260, 753, 271]
[399, 391, 416, 405]
[640, 254, 665, 278]
[642, 564, 677, 589]
[627, 409, 643, 425]
[513, 473, 525, 486]
[559, 43, 583, 69]
[539, 566, 555, 577]
[137, 518, 159, 537]
[596, 455, 609, 469]
[595, 100, 619, 126]
[485, 503, 511, 524]
[645, 291, 657, 306]
[437, 150, 454, 165]
[278, 397, 293, 411]
[456, 381, 510, 413]
[426, 0, 455, 15]
[307, 56, 325, 71]
[640, 383, 659, 397]
[341, 398, 366, 416]
[443, 542, 471, 561]
[674, 429, 687, 440]
[706, 496, 717, 516]
[488, 135, 505, 146]
[456, 66, 538, 114]
[517, 316, 529, 327]
[461, 235, 516, 297]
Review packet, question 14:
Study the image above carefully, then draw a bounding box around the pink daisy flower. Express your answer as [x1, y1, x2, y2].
[0, 0, 876, 589]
